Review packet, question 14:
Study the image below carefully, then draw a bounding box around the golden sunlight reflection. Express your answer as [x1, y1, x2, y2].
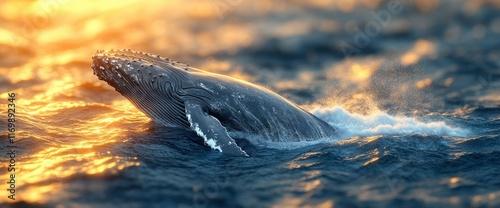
[271, 170, 335, 208]
[416, 78, 433, 89]
[414, 0, 439, 12]
[363, 148, 380, 166]
[273, 197, 335, 208]
[1, 107, 143, 203]
[1, 0, 495, 206]
[274, 165, 330, 207]
[304, 179, 322, 192]
[327, 58, 381, 83]
[449, 177, 460, 184]
[23, 184, 63, 204]
[400, 39, 437, 66]
[0, 63, 146, 204]
[0, 107, 143, 204]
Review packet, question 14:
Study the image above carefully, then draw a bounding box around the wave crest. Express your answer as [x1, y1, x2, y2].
[312, 106, 469, 138]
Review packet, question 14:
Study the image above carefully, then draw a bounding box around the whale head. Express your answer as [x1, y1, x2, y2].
[91, 49, 195, 127]
[91, 49, 192, 94]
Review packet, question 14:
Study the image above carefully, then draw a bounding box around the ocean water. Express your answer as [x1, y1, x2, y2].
[1, 0, 499, 207]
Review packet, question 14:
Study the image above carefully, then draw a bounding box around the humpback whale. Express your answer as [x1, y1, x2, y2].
[91, 49, 336, 156]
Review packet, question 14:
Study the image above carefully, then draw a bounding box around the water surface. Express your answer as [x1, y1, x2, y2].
[0, 0, 499, 207]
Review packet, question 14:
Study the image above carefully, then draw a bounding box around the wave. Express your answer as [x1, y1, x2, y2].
[312, 106, 470, 139]
[240, 106, 470, 150]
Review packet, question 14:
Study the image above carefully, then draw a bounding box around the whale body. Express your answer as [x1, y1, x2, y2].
[91, 49, 336, 156]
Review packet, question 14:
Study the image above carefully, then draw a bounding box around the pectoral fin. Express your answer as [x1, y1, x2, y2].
[185, 101, 248, 157]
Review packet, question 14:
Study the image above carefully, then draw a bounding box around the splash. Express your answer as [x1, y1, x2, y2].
[243, 106, 469, 150]
[312, 106, 469, 139]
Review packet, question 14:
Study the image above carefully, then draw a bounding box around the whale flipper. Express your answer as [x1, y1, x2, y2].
[185, 102, 248, 157]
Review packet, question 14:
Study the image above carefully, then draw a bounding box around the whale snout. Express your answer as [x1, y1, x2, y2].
[93, 49, 165, 90]
[91, 49, 126, 74]
[91, 49, 143, 88]
[91, 49, 191, 95]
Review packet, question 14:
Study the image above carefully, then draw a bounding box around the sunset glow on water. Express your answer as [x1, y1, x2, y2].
[1, 0, 499, 207]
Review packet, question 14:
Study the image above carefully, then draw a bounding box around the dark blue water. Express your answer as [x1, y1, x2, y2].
[1, 0, 500, 207]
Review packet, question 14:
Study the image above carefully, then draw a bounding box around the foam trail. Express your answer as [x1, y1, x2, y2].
[242, 106, 469, 150]
[312, 106, 469, 139]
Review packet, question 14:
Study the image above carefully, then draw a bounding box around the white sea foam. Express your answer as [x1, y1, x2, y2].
[239, 106, 469, 150]
[312, 106, 469, 139]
